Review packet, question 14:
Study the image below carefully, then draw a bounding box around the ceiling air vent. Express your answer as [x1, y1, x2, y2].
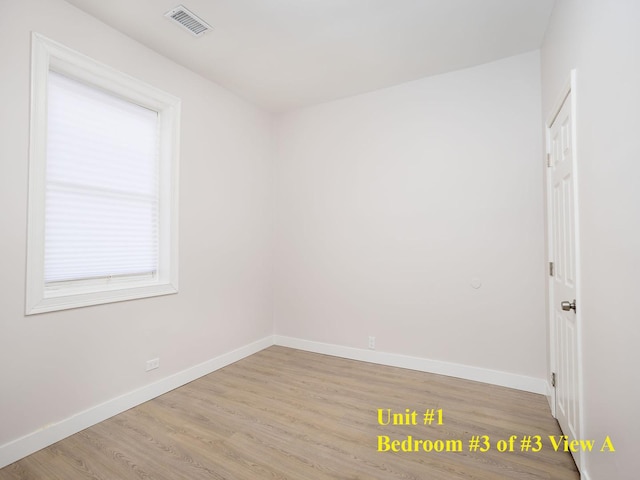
[165, 5, 212, 37]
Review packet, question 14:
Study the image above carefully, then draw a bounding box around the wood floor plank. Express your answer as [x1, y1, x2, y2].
[0, 346, 579, 479]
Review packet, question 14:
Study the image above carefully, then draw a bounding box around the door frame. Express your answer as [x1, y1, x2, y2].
[545, 69, 585, 469]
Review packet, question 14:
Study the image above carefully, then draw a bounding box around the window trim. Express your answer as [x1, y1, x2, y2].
[26, 33, 180, 315]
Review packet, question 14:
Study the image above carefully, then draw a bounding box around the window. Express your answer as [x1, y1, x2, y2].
[26, 33, 180, 315]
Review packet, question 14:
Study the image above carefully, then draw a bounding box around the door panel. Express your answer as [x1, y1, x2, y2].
[549, 89, 581, 468]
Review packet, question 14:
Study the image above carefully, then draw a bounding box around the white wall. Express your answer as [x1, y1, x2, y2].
[274, 52, 546, 380]
[0, 0, 273, 458]
[541, 1, 640, 478]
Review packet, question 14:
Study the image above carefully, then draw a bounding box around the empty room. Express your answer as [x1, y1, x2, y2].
[0, 0, 637, 479]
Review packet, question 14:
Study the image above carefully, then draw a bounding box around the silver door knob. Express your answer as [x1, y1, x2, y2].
[561, 300, 576, 313]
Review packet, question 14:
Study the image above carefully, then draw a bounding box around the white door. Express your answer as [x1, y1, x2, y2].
[547, 79, 582, 469]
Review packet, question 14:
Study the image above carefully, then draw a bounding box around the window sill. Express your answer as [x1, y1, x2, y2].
[26, 282, 178, 315]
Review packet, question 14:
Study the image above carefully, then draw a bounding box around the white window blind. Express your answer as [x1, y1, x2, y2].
[44, 71, 160, 285]
[27, 33, 179, 315]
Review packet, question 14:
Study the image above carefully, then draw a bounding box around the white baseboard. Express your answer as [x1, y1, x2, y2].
[0, 335, 273, 469]
[1, 334, 547, 469]
[545, 381, 556, 416]
[274, 335, 546, 394]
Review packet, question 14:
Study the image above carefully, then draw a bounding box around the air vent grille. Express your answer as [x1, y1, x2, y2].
[165, 5, 212, 37]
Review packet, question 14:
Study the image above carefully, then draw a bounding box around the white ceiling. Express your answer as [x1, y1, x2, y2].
[64, 0, 555, 112]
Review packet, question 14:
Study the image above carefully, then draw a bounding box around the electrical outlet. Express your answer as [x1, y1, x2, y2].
[145, 358, 160, 371]
[368, 336, 376, 350]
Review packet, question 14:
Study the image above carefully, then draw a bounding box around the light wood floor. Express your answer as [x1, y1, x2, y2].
[0, 346, 579, 479]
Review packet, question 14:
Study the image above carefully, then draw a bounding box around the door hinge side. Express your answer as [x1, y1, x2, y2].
[551, 372, 556, 388]
[547, 153, 552, 167]
[549, 262, 554, 277]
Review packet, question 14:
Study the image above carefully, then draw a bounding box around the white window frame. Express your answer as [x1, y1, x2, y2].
[26, 33, 180, 315]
